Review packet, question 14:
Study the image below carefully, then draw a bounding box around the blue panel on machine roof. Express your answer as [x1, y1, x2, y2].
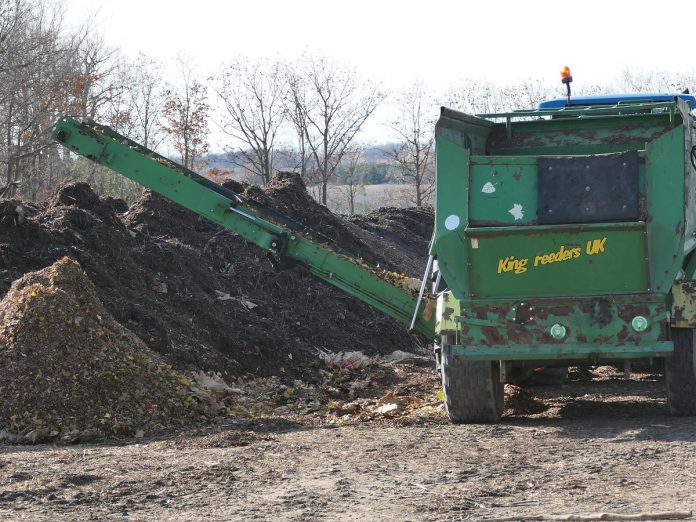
[538, 93, 696, 110]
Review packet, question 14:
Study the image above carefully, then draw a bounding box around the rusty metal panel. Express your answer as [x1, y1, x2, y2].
[671, 281, 696, 328]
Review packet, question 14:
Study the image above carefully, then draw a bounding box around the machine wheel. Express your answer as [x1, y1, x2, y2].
[666, 327, 696, 416]
[440, 336, 504, 423]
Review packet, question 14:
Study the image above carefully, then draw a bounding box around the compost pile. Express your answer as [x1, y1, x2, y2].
[245, 172, 380, 264]
[0, 176, 433, 385]
[0, 257, 200, 443]
[348, 206, 434, 276]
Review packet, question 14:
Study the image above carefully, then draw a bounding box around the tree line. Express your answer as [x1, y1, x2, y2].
[2, 0, 695, 211]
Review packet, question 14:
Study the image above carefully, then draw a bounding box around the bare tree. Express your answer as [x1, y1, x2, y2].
[72, 33, 122, 122]
[619, 68, 696, 94]
[289, 55, 383, 205]
[162, 59, 209, 170]
[503, 79, 556, 110]
[217, 58, 285, 184]
[445, 78, 557, 114]
[62, 27, 147, 195]
[445, 79, 506, 114]
[284, 65, 311, 180]
[0, 0, 94, 199]
[58, 49, 166, 202]
[388, 83, 435, 207]
[125, 53, 167, 150]
[338, 147, 364, 215]
[0, 1, 24, 72]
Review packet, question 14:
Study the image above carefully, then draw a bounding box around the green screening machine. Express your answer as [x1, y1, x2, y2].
[433, 91, 696, 422]
[53, 89, 696, 424]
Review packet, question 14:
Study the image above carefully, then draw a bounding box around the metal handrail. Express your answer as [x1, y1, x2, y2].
[476, 101, 675, 120]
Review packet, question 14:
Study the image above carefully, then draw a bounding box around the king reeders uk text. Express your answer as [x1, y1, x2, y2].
[497, 237, 607, 275]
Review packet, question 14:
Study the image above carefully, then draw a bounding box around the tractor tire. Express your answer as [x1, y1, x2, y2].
[666, 327, 696, 416]
[440, 337, 504, 423]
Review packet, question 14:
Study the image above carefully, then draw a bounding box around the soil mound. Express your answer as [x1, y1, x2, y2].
[0, 199, 39, 227]
[348, 207, 434, 276]
[245, 172, 383, 265]
[123, 190, 216, 241]
[0, 257, 199, 443]
[0, 178, 431, 383]
[49, 181, 100, 210]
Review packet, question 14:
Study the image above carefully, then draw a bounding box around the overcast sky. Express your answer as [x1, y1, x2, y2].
[64, 0, 696, 147]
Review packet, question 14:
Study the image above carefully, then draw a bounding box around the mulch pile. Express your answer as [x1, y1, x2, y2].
[0, 175, 433, 385]
[0, 257, 201, 443]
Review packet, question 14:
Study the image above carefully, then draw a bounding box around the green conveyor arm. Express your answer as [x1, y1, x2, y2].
[52, 119, 436, 338]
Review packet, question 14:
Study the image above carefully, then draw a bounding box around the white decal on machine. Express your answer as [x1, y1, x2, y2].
[508, 203, 524, 220]
[444, 215, 460, 230]
[481, 182, 496, 194]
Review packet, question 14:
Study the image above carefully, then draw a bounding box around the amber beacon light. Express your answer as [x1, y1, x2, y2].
[560, 66, 573, 83]
[560, 66, 573, 105]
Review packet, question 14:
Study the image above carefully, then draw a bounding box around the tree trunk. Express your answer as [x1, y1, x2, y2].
[5, 101, 14, 192]
[298, 135, 306, 180]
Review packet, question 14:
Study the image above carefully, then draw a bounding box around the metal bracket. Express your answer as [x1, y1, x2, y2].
[266, 235, 294, 271]
[409, 233, 436, 331]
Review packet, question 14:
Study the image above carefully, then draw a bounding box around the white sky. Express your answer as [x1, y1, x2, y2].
[64, 0, 696, 148]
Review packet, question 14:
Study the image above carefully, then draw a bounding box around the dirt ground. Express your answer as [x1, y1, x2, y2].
[1, 365, 695, 521]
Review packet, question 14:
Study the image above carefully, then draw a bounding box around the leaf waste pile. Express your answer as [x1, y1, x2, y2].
[0, 257, 201, 443]
[0, 173, 436, 441]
